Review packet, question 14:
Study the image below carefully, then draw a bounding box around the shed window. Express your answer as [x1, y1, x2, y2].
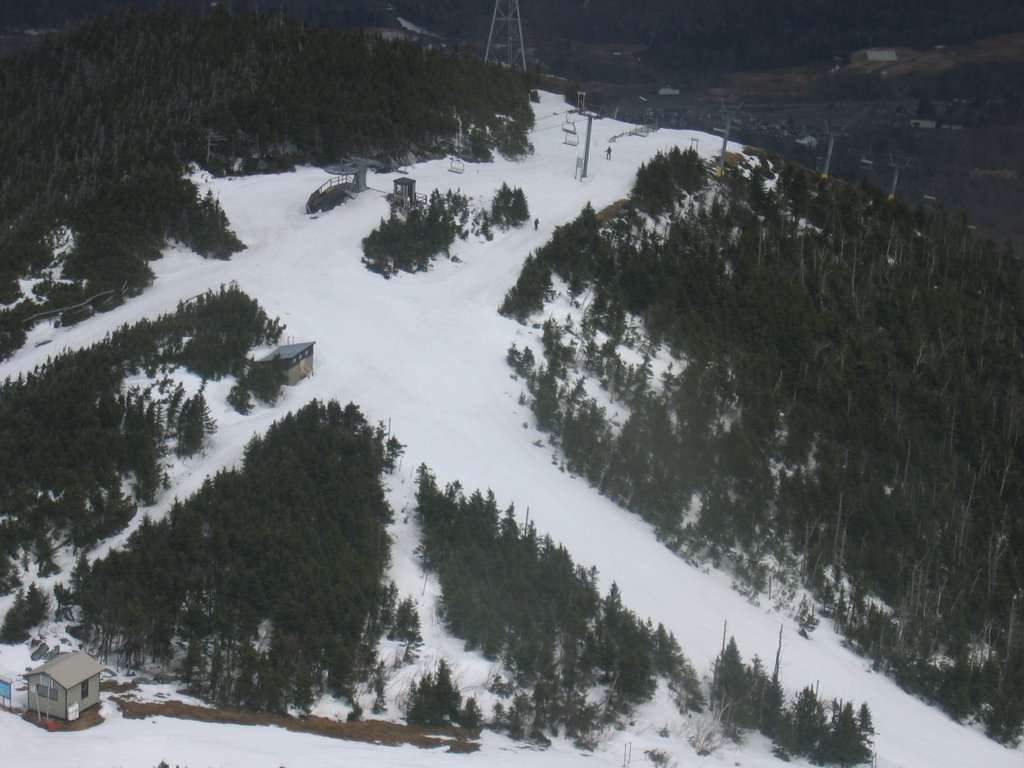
[37, 683, 58, 701]
[36, 674, 59, 701]
[81, 678, 89, 698]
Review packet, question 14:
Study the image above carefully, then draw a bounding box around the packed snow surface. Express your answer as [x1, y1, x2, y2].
[0, 92, 1018, 768]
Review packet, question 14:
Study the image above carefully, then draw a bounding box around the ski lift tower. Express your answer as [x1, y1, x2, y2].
[571, 92, 601, 181]
[713, 100, 742, 178]
[820, 121, 847, 180]
[485, 0, 527, 70]
[887, 155, 911, 200]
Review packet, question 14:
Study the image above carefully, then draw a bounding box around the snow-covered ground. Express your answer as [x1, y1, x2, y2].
[0, 91, 1018, 768]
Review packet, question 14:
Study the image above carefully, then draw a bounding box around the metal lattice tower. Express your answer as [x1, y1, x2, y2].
[485, 0, 526, 70]
[887, 155, 912, 200]
[713, 100, 742, 178]
[819, 121, 847, 180]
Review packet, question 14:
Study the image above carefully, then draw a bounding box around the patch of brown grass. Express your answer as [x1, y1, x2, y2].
[722, 66, 824, 99]
[844, 33, 1024, 78]
[719, 32, 1024, 99]
[111, 696, 480, 752]
[20, 706, 104, 731]
[596, 199, 630, 222]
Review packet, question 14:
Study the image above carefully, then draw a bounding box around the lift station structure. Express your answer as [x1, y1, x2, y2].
[305, 158, 378, 214]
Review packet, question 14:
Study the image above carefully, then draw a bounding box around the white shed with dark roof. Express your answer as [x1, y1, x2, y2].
[25, 651, 102, 721]
[259, 341, 315, 385]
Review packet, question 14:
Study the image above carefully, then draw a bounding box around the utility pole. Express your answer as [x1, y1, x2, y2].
[485, 0, 526, 70]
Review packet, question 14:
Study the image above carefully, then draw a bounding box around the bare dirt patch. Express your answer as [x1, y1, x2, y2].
[111, 696, 480, 752]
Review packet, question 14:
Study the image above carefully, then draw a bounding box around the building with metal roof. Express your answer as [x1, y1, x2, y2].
[259, 341, 315, 385]
[25, 651, 102, 722]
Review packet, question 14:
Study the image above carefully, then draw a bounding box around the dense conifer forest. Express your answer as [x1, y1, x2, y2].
[0, 285, 282, 597]
[0, 7, 534, 358]
[6, 0, 1023, 76]
[75, 399, 401, 711]
[501, 147, 1024, 742]
[415, 465, 702, 744]
[414, 465, 875, 761]
[709, 635, 874, 765]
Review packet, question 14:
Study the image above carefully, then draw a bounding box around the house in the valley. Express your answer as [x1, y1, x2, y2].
[260, 341, 315, 385]
[25, 651, 103, 721]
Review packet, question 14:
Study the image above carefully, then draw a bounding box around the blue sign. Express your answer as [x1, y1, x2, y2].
[0, 677, 11, 699]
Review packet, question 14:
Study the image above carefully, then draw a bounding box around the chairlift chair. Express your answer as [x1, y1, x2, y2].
[859, 154, 875, 170]
[561, 116, 577, 143]
[448, 156, 465, 174]
[563, 118, 580, 146]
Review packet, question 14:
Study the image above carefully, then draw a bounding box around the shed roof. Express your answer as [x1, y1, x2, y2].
[866, 48, 898, 61]
[27, 652, 102, 688]
[260, 342, 315, 363]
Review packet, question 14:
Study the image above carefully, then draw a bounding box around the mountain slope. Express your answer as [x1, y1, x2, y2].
[0, 92, 1020, 768]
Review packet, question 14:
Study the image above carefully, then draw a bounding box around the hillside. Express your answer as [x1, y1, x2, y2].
[0, 89, 1021, 768]
[502, 146, 1024, 740]
[0, 8, 533, 358]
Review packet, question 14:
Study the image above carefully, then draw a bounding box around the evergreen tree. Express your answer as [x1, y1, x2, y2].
[857, 702, 874, 747]
[461, 696, 483, 728]
[389, 597, 422, 648]
[0, 555, 20, 595]
[0, 583, 49, 642]
[175, 391, 216, 457]
[23, 583, 51, 627]
[407, 662, 462, 726]
[825, 699, 871, 766]
[0, 590, 28, 643]
[33, 534, 59, 577]
[182, 636, 206, 691]
[435, 659, 463, 722]
[789, 685, 827, 760]
[491, 183, 530, 230]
